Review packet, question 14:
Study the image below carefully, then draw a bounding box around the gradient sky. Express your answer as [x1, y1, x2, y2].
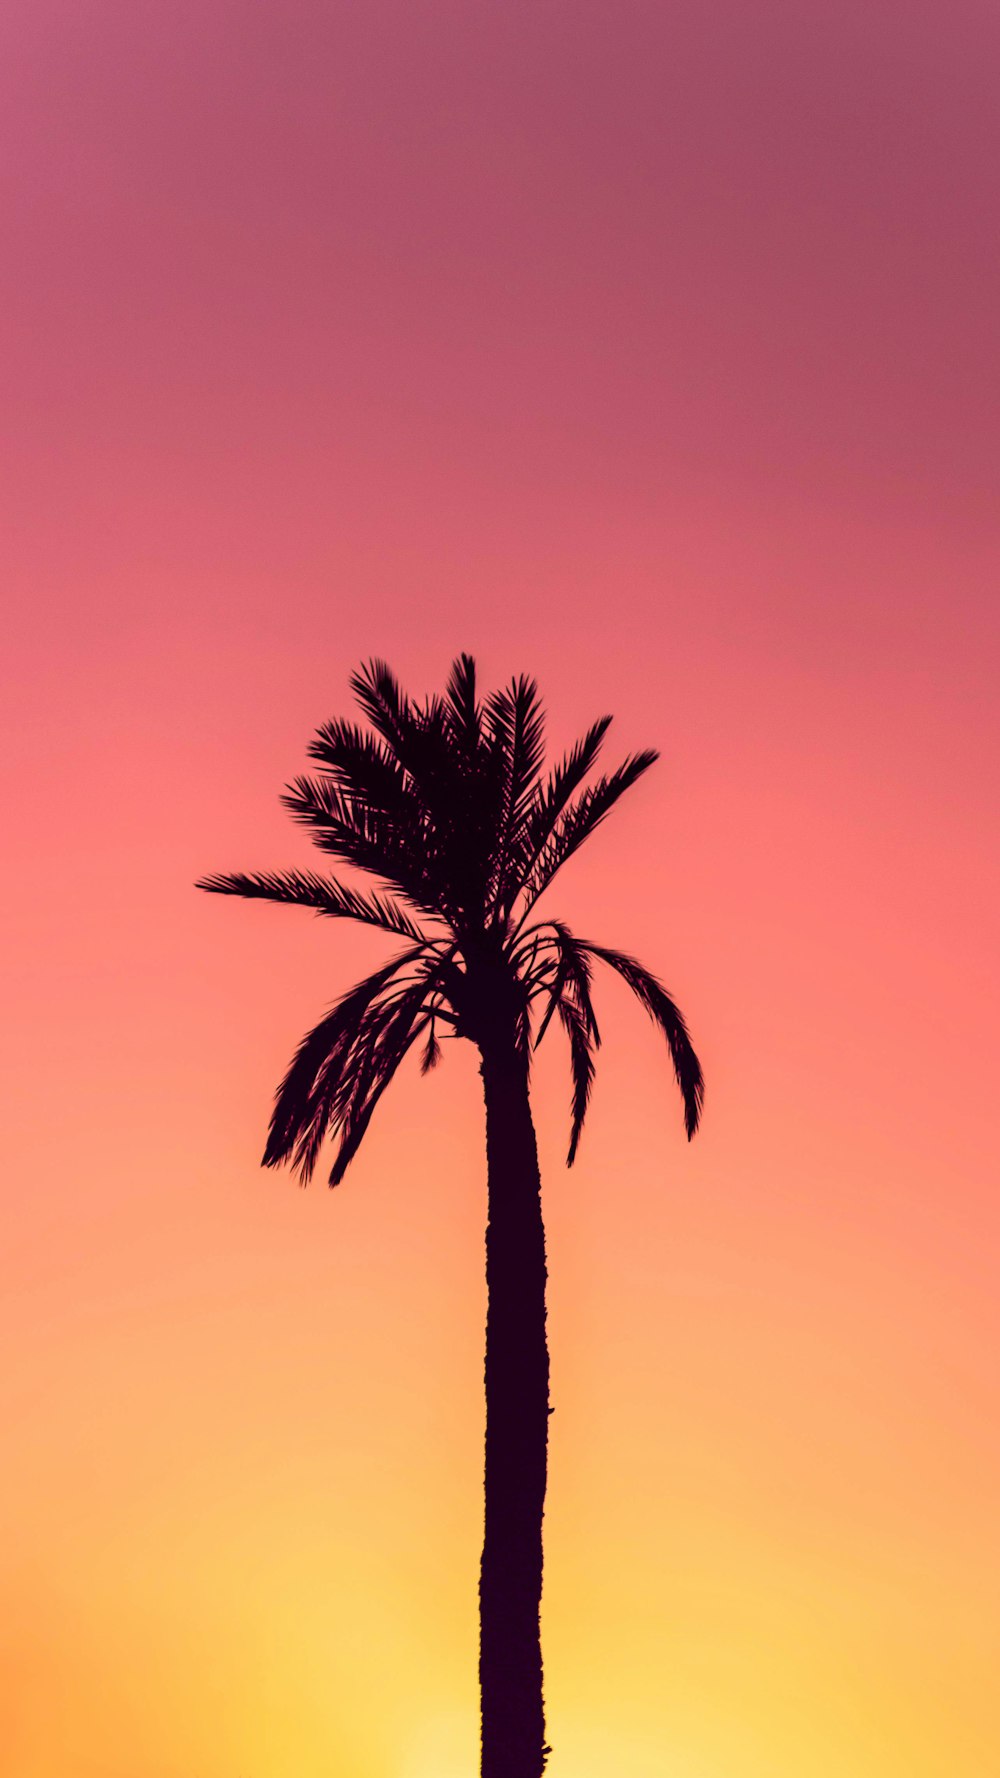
[2, 3, 999, 1775]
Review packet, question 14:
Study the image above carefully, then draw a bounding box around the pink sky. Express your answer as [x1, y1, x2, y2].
[2, 4, 999, 1775]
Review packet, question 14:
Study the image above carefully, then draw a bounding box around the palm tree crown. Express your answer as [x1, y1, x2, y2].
[197, 654, 703, 1185]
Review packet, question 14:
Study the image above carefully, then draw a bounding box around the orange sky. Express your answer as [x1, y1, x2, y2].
[2, 4, 999, 1775]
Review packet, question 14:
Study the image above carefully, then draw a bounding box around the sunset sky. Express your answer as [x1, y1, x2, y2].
[2, 3, 999, 1774]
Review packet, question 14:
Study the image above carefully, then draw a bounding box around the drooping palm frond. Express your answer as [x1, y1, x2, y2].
[262, 950, 423, 1178]
[516, 918, 702, 1158]
[557, 995, 596, 1165]
[195, 868, 428, 943]
[579, 942, 704, 1139]
[524, 922, 599, 1048]
[264, 949, 449, 1184]
[548, 923, 600, 1042]
[518, 923, 601, 1160]
[529, 946, 571, 1048]
[324, 970, 438, 1184]
[420, 1021, 443, 1073]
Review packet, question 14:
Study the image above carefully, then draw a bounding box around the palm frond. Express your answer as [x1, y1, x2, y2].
[547, 923, 600, 1041]
[419, 1020, 442, 1073]
[325, 970, 438, 1183]
[306, 720, 409, 816]
[531, 946, 571, 1047]
[518, 750, 658, 917]
[444, 653, 482, 752]
[581, 942, 704, 1138]
[484, 676, 546, 914]
[558, 996, 596, 1165]
[280, 776, 452, 921]
[502, 716, 613, 909]
[196, 868, 428, 943]
[515, 923, 600, 1158]
[486, 676, 545, 822]
[263, 950, 423, 1178]
[524, 927, 594, 1045]
[348, 658, 412, 755]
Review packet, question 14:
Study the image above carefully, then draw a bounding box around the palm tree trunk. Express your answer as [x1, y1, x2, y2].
[478, 1032, 550, 1778]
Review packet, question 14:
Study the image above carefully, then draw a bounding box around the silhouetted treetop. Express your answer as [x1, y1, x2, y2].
[198, 654, 703, 1184]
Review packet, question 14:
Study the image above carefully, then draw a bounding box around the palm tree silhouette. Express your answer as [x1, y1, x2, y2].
[198, 655, 703, 1778]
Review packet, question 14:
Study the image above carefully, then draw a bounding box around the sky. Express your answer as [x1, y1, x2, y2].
[2, 2, 999, 1774]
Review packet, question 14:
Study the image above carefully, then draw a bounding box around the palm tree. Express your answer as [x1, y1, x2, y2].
[197, 655, 703, 1778]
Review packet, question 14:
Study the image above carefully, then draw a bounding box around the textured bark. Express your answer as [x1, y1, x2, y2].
[478, 1026, 550, 1778]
